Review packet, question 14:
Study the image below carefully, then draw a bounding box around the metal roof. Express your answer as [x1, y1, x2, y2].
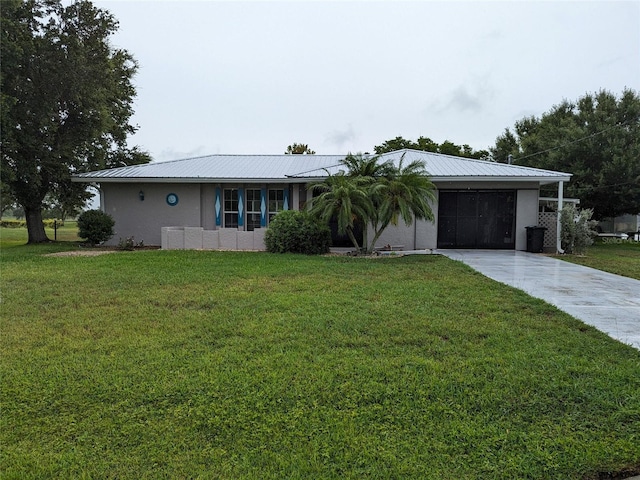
[73, 149, 571, 184]
[73, 154, 346, 183]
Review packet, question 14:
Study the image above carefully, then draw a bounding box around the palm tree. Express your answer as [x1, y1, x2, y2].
[366, 156, 436, 253]
[308, 172, 373, 251]
[338, 153, 392, 249]
[340, 152, 393, 179]
[309, 153, 436, 254]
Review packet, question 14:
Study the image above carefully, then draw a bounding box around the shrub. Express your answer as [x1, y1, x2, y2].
[44, 219, 58, 228]
[77, 209, 115, 246]
[265, 210, 331, 255]
[1, 219, 61, 228]
[117, 236, 144, 251]
[0, 220, 26, 228]
[560, 204, 598, 254]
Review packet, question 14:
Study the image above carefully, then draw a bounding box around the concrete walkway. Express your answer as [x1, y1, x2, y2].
[437, 249, 640, 350]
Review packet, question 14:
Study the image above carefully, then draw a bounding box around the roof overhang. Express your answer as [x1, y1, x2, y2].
[73, 174, 571, 185]
[430, 175, 572, 185]
[71, 176, 330, 184]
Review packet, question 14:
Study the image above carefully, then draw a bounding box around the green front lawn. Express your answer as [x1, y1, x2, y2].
[1, 240, 639, 479]
[558, 240, 640, 280]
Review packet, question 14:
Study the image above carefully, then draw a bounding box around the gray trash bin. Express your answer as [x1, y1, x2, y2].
[525, 226, 547, 253]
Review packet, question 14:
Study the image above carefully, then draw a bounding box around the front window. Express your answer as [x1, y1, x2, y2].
[268, 189, 284, 221]
[246, 188, 262, 231]
[224, 189, 238, 228]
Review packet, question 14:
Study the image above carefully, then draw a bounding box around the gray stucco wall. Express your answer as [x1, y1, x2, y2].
[369, 222, 416, 250]
[200, 184, 216, 231]
[102, 183, 202, 245]
[367, 200, 438, 251]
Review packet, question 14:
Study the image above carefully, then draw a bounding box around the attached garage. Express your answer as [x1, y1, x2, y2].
[437, 190, 516, 249]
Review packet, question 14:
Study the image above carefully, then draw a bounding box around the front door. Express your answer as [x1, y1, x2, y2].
[437, 190, 516, 249]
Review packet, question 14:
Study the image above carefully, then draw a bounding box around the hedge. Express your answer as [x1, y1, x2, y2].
[0, 219, 62, 228]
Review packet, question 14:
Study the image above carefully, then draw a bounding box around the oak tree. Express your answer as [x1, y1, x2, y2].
[491, 89, 640, 219]
[1, 0, 150, 243]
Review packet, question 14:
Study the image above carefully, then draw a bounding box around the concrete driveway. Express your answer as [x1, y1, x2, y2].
[437, 249, 640, 350]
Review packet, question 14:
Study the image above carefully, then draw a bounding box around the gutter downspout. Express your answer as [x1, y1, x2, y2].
[556, 181, 564, 254]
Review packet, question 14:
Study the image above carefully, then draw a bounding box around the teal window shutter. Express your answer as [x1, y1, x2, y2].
[215, 187, 221, 226]
[260, 188, 267, 227]
[238, 188, 244, 227]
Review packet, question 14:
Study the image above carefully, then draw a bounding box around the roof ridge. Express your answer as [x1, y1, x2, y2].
[157, 153, 346, 161]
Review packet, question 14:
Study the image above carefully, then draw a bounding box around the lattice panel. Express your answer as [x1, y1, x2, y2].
[538, 212, 557, 248]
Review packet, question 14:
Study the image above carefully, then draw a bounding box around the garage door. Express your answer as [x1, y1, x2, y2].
[437, 190, 516, 249]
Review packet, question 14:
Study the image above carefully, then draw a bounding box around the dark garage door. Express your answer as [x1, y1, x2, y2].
[437, 190, 516, 249]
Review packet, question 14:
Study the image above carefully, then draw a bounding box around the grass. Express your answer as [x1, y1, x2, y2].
[558, 240, 640, 280]
[0, 221, 81, 249]
[1, 234, 639, 479]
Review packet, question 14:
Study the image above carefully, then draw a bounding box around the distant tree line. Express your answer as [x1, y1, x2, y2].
[491, 89, 640, 219]
[373, 136, 490, 159]
[285, 143, 315, 154]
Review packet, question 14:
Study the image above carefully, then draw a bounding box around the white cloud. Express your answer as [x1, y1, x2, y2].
[324, 125, 357, 151]
[154, 146, 209, 163]
[431, 85, 486, 115]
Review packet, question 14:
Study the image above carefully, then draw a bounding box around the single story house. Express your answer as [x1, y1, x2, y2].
[72, 149, 572, 252]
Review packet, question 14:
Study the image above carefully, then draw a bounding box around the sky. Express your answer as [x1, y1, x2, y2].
[94, 0, 640, 162]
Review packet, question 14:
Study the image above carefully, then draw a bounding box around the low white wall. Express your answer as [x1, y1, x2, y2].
[161, 227, 266, 251]
[253, 228, 266, 250]
[203, 230, 219, 249]
[184, 227, 203, 249]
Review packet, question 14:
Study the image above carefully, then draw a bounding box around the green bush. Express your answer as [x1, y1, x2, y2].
[0, 219, 60, 228]
[0, 220, 26, 228]
[264, 210, 331, 255]
[560, 204, 598, 254]
[77, 209, 115, 246]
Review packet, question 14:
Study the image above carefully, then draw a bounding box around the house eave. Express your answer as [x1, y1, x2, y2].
[72, 176, 319, 184]
[432, 175, 571, 184]
[73, 174, 571, 185]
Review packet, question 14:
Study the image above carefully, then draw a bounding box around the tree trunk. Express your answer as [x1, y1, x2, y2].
[25, 206, 50, 243]
[346, 228, 361, 252]
[367, 223, 389, 254]
[361, 220, 368, 254]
